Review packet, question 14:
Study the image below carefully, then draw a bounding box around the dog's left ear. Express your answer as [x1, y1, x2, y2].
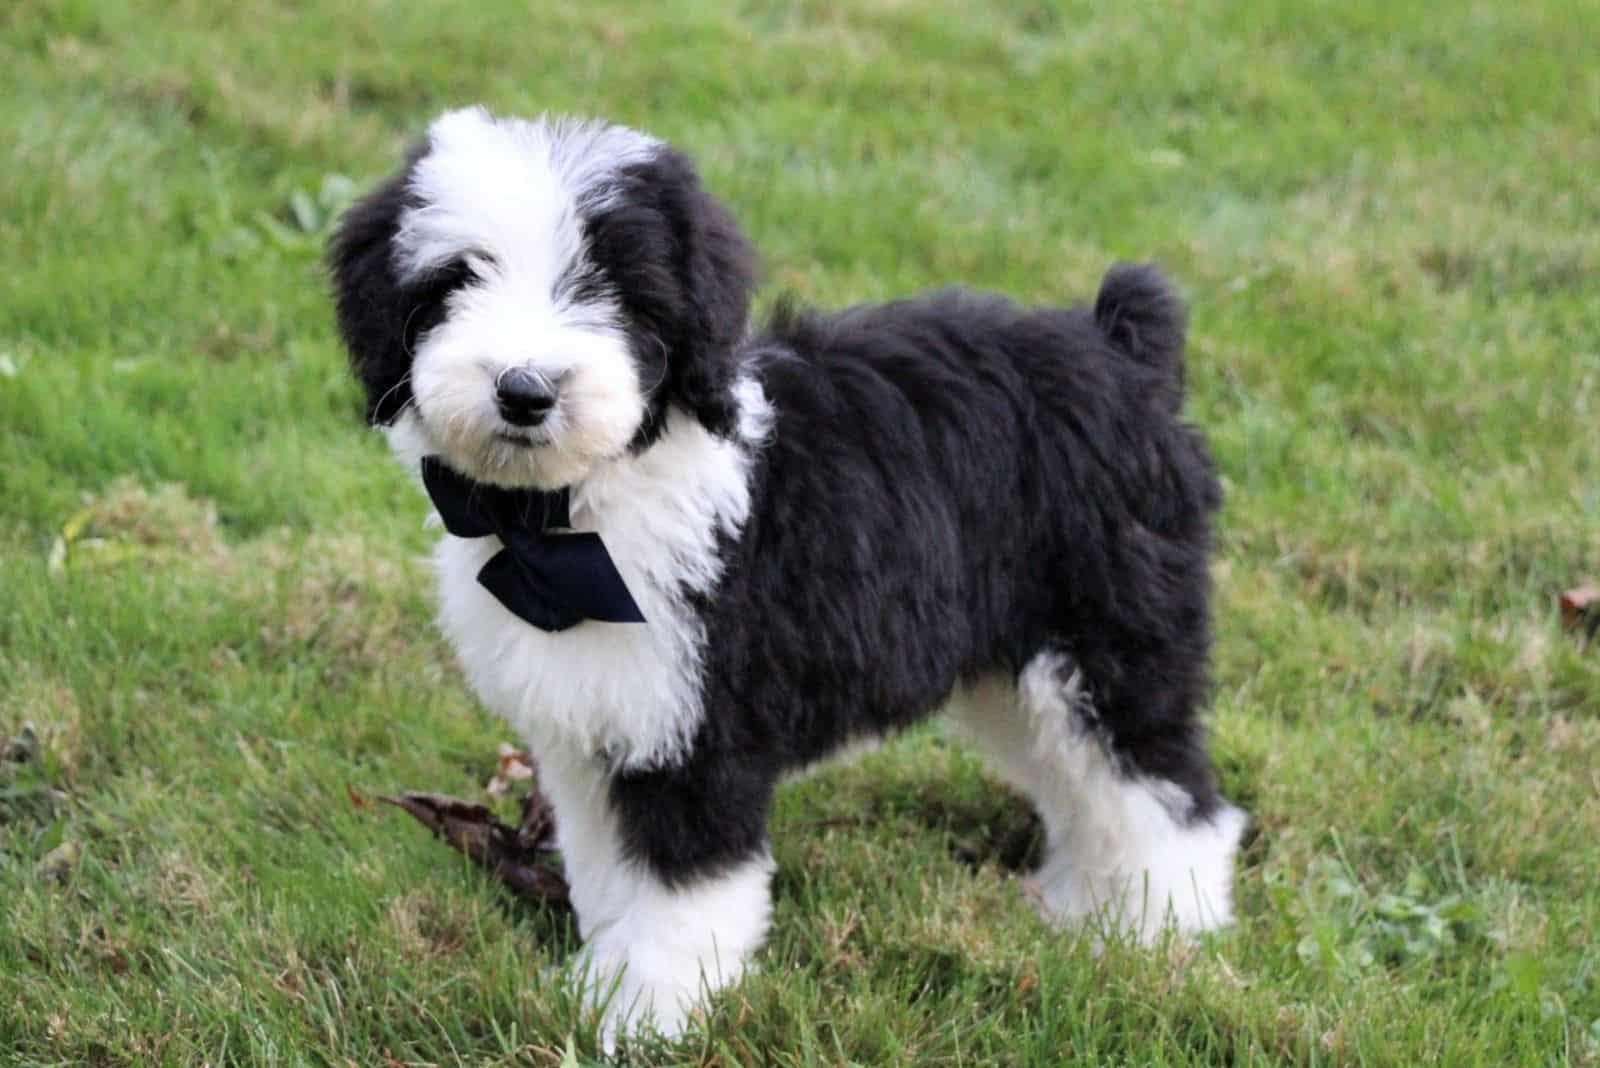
[586, 148, 758, 436]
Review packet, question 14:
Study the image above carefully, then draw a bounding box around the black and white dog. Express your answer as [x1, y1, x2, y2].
[330, 107, 1244, 1042]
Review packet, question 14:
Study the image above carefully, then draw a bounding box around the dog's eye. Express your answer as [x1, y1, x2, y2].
[426, 254, 493, 288]
[401, 257, 485, 348]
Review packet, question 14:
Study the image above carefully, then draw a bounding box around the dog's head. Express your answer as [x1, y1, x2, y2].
[329, 107, 756, 489]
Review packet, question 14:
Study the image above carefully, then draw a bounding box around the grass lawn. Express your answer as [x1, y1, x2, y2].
[3, 0, 1598, 1063]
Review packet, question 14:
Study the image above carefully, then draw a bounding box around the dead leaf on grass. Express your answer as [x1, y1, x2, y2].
[1559, 583, 1600, 645]
[486, 743, 534, 797]
[379, 788, 570, 909]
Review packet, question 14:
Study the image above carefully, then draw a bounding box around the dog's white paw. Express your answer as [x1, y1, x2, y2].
[573, 940, 707, 1054]
[1032, 802, 1246, 944]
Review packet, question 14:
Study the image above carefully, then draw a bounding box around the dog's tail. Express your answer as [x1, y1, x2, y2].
[1094, 263, 1188, 394]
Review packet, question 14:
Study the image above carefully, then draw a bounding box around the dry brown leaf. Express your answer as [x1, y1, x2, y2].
[1559, 583, 1600, 643]
[381, 788, 570, 909]
[485, 743, 534, 798]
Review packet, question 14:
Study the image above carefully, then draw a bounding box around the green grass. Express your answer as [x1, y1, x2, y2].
[3, 0, 1598, 1063]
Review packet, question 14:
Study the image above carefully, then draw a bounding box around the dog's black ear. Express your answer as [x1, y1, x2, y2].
[327, 145, 477, 427]
[328, 164, 413, 425]
[660, 151, 758, 434]
[586, 148, 758, 436]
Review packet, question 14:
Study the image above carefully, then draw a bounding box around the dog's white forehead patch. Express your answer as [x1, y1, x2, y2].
[393, 106, 659, 287]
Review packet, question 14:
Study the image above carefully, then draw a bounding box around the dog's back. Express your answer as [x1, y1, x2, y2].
[712, 268, 1220, 778]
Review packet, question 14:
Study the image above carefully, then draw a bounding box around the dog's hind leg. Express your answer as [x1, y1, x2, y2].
[950, 651, 1244, 943]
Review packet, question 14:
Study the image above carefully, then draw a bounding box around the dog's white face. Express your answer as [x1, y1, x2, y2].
[331, 107, 756, 490]
[394, 110, 654, 488]
[387, 109, 657, 488]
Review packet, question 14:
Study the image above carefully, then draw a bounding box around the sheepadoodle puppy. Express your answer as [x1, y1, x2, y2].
[330, 106, 1245, 1042]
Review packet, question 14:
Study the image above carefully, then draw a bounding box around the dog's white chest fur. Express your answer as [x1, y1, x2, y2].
[428, 405, 759, 770]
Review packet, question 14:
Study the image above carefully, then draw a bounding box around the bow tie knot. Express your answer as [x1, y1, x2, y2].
[421, 457, 646, 632]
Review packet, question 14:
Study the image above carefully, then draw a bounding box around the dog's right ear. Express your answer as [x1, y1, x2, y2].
[327, 153, 424, 426]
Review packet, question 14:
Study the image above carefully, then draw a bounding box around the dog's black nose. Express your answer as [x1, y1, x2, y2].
[495, 368, 557, 427]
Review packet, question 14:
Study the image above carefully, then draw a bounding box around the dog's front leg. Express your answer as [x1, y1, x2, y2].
[535, 742, 774, 1048]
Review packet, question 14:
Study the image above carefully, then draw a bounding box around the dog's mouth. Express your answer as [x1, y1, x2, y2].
[494, 430, 548, 448]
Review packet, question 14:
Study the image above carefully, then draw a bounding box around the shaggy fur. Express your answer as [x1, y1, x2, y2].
[330, 106, 1244, 1045]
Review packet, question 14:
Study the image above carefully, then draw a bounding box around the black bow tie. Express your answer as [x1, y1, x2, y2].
[420, 457, 646, 632]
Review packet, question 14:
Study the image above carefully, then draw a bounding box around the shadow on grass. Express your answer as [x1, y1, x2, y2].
[777, 771, 1046, 876]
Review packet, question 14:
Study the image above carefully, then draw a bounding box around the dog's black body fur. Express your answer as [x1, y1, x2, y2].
[614, 278, 1222, 883]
